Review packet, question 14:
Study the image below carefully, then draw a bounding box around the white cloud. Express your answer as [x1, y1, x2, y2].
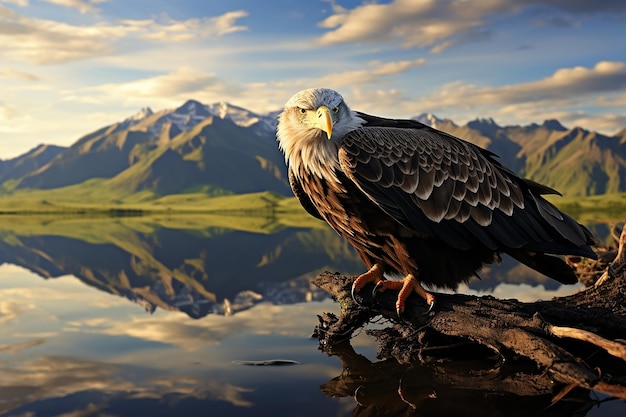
[560, 113, 626, 134]
[0, 8, 131, 64]
[0, 299, 34, 323]
[0, 7, 249, 64]
[488, 103, 626, 134]
[69, 313, 245, 351]
[0, 339, 46, 354]
[0, 101, 20, 120]
[209, 10, 249, 36]
[58, 58, 626, 134]
[63, 66, 241, 109]
[597, 92, 626, 108]
[42, 0, 108, 14]
[134, 11, 249, 42]
[316, 0, 505, 51]
[27, 57, 626, 142]
[309, 61, 626, 134]
[317, 0, 626, 52]
[339, 87, 411, 116]
[369, 58, 426, 76]
[0, 0, 28, 6]
[0, 356, 257, 413]
[319, 58, 426, 88]
[0, 67, 39, 80]
[111, 66, 227, 97]
[322, 0, 347, 15]
[67, 302, 333, 351]
[412, 61, 626, 111]
[62, 57, 425, 115]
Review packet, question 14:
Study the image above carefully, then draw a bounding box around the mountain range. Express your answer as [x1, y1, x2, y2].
[0, 100, 288, 198]
[422, 116, 626, 196]
[1, 100, 625, 199]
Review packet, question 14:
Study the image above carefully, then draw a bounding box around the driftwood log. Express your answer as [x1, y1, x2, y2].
[313, 222, 626, 410]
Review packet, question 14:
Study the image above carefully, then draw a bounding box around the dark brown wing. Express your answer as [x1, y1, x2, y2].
[289, 169, 324, 220]
[339, 117, 595, 258]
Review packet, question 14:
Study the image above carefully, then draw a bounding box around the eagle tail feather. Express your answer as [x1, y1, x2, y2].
[506, 250, 579, 285]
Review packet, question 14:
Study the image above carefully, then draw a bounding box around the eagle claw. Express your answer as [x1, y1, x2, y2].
[372, 280, 385, 298]
[423, 300, 435, 315]
[395, 299, 435, 317]
[350, 284, 362, 306]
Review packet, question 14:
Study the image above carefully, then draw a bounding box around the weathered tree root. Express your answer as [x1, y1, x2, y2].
[312, 222, 626, 401]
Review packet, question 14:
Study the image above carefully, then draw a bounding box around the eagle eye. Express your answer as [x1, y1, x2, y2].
[298, 108, 306, 114]
[332, 107, 339, 114]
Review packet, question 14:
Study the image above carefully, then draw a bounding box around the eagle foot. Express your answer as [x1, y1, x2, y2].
[351, 263, 385, 306]
[373, 274, 436, 316]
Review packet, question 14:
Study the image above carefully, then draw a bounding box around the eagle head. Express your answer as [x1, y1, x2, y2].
[276, 88, 364, 174]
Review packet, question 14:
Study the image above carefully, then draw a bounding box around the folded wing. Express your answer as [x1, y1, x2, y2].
[338, 120, 595, 259]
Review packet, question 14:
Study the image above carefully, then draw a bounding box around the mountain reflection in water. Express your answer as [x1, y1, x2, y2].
[0, 215, 364, 317]
[0, 215, 622, 416]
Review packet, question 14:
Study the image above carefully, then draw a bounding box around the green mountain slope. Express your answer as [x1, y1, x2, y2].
[104, 116, 288, 195]
[2, 100, 289, 199]
[0, 144, 66, 186]
[523, 128, 626, 195]
[15, 126, 155, 190]
[436, 119, 626, 197]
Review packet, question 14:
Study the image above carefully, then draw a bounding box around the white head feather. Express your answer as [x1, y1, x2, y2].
[276, 88, 364, 180]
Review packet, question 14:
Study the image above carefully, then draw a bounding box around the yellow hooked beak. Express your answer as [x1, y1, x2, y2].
[315, 105, 333, 139]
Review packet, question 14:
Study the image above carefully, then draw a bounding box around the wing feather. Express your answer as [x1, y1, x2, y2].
[337, 123, 587, 253]
[444, 195, 462, 220]
[415, 165, 434, 199]
[359, 156, 383, 182]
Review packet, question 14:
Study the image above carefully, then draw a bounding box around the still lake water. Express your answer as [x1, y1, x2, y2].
[0, 215, 623, 416]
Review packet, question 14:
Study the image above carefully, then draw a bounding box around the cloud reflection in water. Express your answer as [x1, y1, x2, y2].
[0, 218, 614, 416]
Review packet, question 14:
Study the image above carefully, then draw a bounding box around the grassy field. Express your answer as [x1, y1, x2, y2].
[546, 192, 626, 224]
[0, 184, 624, 226]
[0, 186, 325, 234]
[0, 184, 295, 214]
[0, 211, 327, 244]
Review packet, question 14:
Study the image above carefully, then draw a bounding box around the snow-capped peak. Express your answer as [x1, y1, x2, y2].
[134, 99, 278, 138]
[207, 102, 260, 127]
[175, 100, 210, 118]
[128, 107, 154, 122]
[205, 101, 277, 135]
[412, 113, 444, 128]
[116, 107, 155, 132]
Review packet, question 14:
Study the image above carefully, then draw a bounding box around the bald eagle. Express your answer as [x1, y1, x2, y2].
[276, 88, 596, 314]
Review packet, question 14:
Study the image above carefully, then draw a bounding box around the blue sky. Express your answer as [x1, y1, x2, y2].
[1, 0, 625, 158]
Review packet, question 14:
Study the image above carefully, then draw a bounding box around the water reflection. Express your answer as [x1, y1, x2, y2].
[322, 341, 604, 417]
[0, 215, 594, 319]
[0, 215, 364, 317]
[0, 215, 623, 416]
[0, 263, 349, 416]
